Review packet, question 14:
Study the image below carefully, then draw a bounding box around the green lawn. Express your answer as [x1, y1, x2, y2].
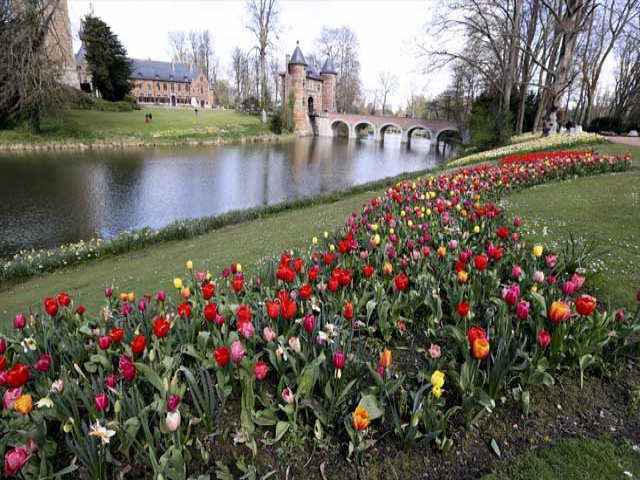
[485, 438, 640, 480]
[0, 107, 270, 146]
[503, 143, 640, 310]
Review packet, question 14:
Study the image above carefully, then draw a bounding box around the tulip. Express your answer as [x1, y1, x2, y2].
[549, 301, 572, 323]
[571, 274, 585, 290]
[537, 330, 551, 349]
[352, 406, 370, 431]
[637, 287, 640, 302]
[254, 361, 268, 380]
[230, 340, 244, 363]
[288, 336, 301, 353]
[0, 338, 5, 355]
[94, 393, 109, 411]
[473, 254, 488, 271]
[575, 295, 597, 316]
[545, 254, 557, 268]
[561, 281, 576, 296]
[76, 305, 85, 315]
[263, 327, 276, 343]
[375, 364, 385, 379]
[153, 318, 170, 338]
[14, 394, 33, 414]
[156, 289, 166, 302]
[3, 387, 22, 409]
[380, 348, 392, 368]
[281, 387, 294, 404]
[333, 350, 345, 370]
[534, 270, 545, 283]
[513, 217, 521, 227]
[511, 264, 522, 280]
[516, 300, 529, 320]
[235, 305, 252, 323]
[302, 314, 315, 334]
[131, 335, 146, 355]
[3, 445, 30, 476]
[471, 338, 490, 360]
[14, 313, 26, 330]
[502, 284, 520, 306]
[428, 344, 441, 360]
[98, 335, 111, 350]
[532, 245, 543, 257]
[214, 347, 230, 367]
[166, 394, 181, 412]
[104, 375, 116, 389]
[34, 354, 51, 372]
[457, 302, 470, 317]
[615, 310, 625, 322]
[110, 328, 124, 343]
[173, 278, 183, 289]
[6, 363, 29, 388]
[238, 319, 255, 339]
[166, 410, 181, 432]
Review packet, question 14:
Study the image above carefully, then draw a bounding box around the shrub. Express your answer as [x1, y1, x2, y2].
[586, 116, 625, 134]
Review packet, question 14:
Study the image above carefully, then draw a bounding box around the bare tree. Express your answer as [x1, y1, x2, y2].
[1, 0, 65, 131]
[315, 26, 362, 113]
[378, 71, 398, 115]
[610, 20, 640, 119]
[245, 0, 279, 109]
[168, 30, 189, 64]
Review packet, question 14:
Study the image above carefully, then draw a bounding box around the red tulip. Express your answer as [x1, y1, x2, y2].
[6, 363, 30, 388]
[537, 330, 551, 349]
[327, 278, 339, 292]
[204, 302, 218, 321]
[457, 302, 470, 317]
[232, 275, 244, 292]
[110, 327, 124, 343]
[363, 264, 374, 277]
[549, 301, 571, 323]
[394, 273, 409, 291]
[473, 254, 488, 271]
[266, 301, 280, 319]
[214, 347, 230, 367]
[575, 295, 597, 316]
[0, 356, 6, 372]
[299, 284, 312, 300]
[177, 302, 192, 319]
[308, 265, 319, 282]
[343, 300, 354, 320]
[131, 335, 146, 355]
[333, 350, 345, 369]
[34, 354, 51, 372]
[236, 305, 252, 323]
[467, 326, 487, 347]
[254, 360, 268, 380]
[94, 393, 109, 411]
[167, 394, 181, 411]
[202, 282, 215, 300]
[44, 297, 58, 316]
[153, 317, 170, 338]
[281, 298, 297, 320]
[105, 374, 117, 388]
[56, 292, 70, 307]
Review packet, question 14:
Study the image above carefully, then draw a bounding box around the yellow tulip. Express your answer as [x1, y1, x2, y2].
[236, 264, 242, 273]
[473, 226, 480, 234]
[432, 386, 442, 398]
[312, 236, 318, 245]
[431, 370, 445, 389]
[329, 244, 335, 252]
[186, 260, 193, 270]
[323, 231, 329, 239]
[532, 245, 543, 257]
[374, 234, 381, 245]
[173, 277, 183, 289]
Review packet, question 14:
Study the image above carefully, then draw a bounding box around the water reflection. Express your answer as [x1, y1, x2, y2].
[0, 135, 453, 256]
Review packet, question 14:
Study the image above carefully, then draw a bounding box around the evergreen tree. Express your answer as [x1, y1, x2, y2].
[80, 14, 133, 102]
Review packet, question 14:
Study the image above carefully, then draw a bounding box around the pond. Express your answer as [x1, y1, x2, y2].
[0, 135, 453, 257]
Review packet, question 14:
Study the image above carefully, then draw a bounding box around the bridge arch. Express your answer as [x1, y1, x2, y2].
[406, 125, 434, 143]
[330, 119, 351, 138]
[378, 122, 404, 142]
[353, 120, 376, 139]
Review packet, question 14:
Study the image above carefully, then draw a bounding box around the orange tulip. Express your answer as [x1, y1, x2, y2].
[14, 394, 33, 414]
[352, 406, 370, 431]
[380, 348, 392, 368]
[549, 301, 572, 323]
[471, 338, 490, 360]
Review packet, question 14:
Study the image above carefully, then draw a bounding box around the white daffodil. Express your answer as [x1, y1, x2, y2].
[89, 421, 116, 445]
[36, 396, 54, 408]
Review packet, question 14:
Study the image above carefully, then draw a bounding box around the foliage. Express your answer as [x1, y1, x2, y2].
[0, 151, 636, 478]
[80, 14, 133, 102]
[64, 88, 139, 112]
[270, 92, 295, 134]
[469, 92, 513, 150]
[586, 116, 625, 134]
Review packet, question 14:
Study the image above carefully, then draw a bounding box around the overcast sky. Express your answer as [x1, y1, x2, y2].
[68, 0, 442, 110]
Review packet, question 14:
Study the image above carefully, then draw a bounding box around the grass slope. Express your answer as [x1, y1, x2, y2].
[0, 107, 270, 146]
[485, 438, 640, 480]
[503, 143, 640, 310]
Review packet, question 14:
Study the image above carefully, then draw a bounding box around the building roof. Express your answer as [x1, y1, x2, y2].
[130, 58, 196, 82]
[288, 41, 307, 66]
[306, 64, 323, 81]
[75, 44, 86, 67]
[320, 56, 337, 75]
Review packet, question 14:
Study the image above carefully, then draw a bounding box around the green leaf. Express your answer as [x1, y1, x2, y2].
[490, 438, 501, 457]
[274, 421, 290, 442]
[358, 394, 383, 420]
[135, 362, 166, 394]
[366, 300, 378, 320]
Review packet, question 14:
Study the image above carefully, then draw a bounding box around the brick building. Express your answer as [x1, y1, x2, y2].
[76, 47, 210, 108]
[280, 42, 337, 134]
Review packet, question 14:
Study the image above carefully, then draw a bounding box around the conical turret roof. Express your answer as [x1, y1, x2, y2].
[288, 41, 307, 66]
[320, 55, 337, 75]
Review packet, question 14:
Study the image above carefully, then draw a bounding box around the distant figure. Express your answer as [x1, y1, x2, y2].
[148, 113, 153, 122]
[195, 108, 199, 117]
[145, 113, 149, 123]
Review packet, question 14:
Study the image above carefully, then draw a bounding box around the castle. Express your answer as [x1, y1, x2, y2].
[279, 42, 337, 135]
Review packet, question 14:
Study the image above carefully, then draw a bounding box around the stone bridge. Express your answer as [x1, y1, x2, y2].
[316, 113, 460, 144]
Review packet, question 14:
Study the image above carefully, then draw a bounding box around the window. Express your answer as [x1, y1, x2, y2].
[163, 83, 167, 91]
[200, 86, 203, 94]
[147, 83, 151, 91]
[178, 84, 181, 92]
[156, 82, 160, 90]
[171, 83, 174, 92]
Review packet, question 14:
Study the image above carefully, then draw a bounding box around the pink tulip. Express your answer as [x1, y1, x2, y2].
[513, 217, 521, 227]
[105, 375, 117, 389]
[561, 281, 576, 296]
[263, 327, 276, 343]
[104, 287, 112, 298]
[14, 314, 26, 330]
[3, 445, 30, 476]
[511, 265, 522, 280]
[0, 338, 5, 355]
[503, 284, 520, 306]
[166, 394, 181, 412]
[534, 271, 545, 283]
[545, 254, 557, 268]
[571, 274, 585, 290]
[34, 354, 51, 372]
[166, 410, 181, 432]
[254, 361, 268, 380]
[428, 344, 441, 360]
[98, 335, 111, 351]
[333, 351, 345, 369]
[156, 290, 166, 302]
[94, 393, 109, 411]
[303, 314, 315, 333]
[238, 320, 255, 339]
[516, 300, 529, 320]
[230, 340, 244, 363]
[281, 387, 294, 404]
[3, 387, 22, 410]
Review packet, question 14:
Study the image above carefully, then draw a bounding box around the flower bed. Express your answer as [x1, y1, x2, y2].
[448, 132, 602, 167]
[500, 150, 591, 164]
[0, 151, 637, 478]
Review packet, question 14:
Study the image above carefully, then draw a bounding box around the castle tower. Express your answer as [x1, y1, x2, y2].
[288, 42, 309, 133]
[320, 56, 337, 113]
[47, 0, 79, 88]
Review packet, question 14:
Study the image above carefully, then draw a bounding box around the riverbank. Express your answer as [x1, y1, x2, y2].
[0, 107, 283, 151]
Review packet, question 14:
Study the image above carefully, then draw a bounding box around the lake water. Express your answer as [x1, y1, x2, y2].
[0, 135, 453, 257]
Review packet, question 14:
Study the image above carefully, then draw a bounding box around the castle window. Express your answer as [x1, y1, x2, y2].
[178, 84, 181, 92]
[200, 86, 203, 94]
[171, 83, 174, 92]
[163, 83, 167, 91]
